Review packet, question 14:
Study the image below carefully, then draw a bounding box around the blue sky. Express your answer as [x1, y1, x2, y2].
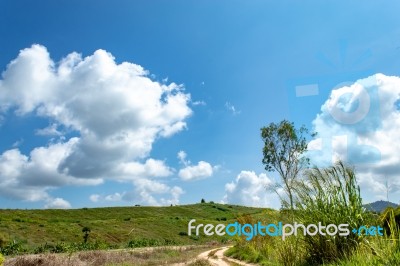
[1, 1, 400, 209]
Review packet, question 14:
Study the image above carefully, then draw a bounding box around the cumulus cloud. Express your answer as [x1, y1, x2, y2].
[177, 151, 216, 181]
[308, 73, 400, 202]
[122, 179, 184, 206]
[89, 194, 101, 203]
[0, 44, 191, 207]
[35, 123, 63, 136]
[44, 198, 71, 209]
[223, 171, 273, 207]
[0, 139, 102, 203]
[179, 161, 214, 181]
[177, 150, 189, 166]
[89, 192, 125, 202]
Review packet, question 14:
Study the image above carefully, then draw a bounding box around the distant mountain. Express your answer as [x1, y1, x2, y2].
[364, 200, 398, 213]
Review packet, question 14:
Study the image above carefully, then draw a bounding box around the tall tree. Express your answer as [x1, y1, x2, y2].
[261, 120, 314, 210]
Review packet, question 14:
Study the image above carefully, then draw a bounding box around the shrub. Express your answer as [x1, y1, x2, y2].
[0, 253, 4, 266]
[291, 161, 372, 264]
[127, 238, 161, 248]
[0, 240, 25, 255]
[380, 206, 400, 237]
[0, 233, 8, 248]
[82, 226, 91, 243]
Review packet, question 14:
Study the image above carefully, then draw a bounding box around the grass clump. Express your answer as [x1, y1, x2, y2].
[226, 161, 379, 266]
[290, 161, 372, 264]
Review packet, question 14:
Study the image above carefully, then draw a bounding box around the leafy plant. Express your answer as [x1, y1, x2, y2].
[0, 240, 26, 255]
[261, 120, 315, 212]
[291, 161, 371, 264]
[82, 226, 91, 243]
[0, 253, 4, 266]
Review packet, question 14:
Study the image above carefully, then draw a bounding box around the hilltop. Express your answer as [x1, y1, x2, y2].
[363, 200, 398, 213]
[0, 203, 272, 250]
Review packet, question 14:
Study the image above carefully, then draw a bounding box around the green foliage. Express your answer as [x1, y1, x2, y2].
[0, 240, 26, 255]
[126, 238, 177, 248]
[0, 253, 4, 266]
[0, 203, 266, 253]
[201, 198, 206, 203]
[289, 161, 371, 265]
[379, 206, 400, 237]
[32, 241, 114, 254]
[82, 226, 91, 243]
[0, 233, 8, 248]
[261, 120, 314, 210]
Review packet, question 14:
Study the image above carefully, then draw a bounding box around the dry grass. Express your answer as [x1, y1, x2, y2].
[187, 259, 212, 266]
[4, 245, 217, 266]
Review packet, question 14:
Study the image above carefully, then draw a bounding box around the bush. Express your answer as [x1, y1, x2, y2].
[291, 161, 372, 264]
[380, 207, 400, 237]
[126, 238, 161, 248]
[0, 233, 8, 248]
[0, 253, 4, 266]
[0, 240, 26, 255]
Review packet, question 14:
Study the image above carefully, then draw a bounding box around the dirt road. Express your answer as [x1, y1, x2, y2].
[181, 246, 257, 266]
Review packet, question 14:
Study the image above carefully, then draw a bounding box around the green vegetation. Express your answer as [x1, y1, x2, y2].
[0, 203, 266, 256]
[261, 120, 315, 211]
[291, 161, 372, 264]
[226, 161, 400, 265]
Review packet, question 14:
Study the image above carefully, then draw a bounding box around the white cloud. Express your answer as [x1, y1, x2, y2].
[177, 150, 189, 166]
[0, 139, 102, 204]
[179, 161, 214, 181]
[44, 198, 71, 209]
[12, 139, 24, 148]
[89, 194, 100, 202]
[89, 192, 125, 202]
[123, 179, 184, 206]
[192, 100, 206, 106]
[35, 123, 63, 136]
[0, 44, 192, 207]
[223, 171, 274, 207]
[225, 102, 241, 115]
[105, 192, 124, 202]
[115, 158, 173, 181]
[309, 73, 400, 202]
[177, 151, 216, 181]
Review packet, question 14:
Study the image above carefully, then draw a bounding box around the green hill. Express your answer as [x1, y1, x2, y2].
[0, 203, 272, 252]
[363, 200, 398, 213]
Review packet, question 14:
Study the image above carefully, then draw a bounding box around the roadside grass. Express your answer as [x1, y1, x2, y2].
[0, 203, 268, 255]
[187, 259, 213, 266]
[225, 161, 399, 266]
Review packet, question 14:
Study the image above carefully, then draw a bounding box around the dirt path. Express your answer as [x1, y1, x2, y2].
[183, 246, 257, 266]
[5, 245, 257, 266]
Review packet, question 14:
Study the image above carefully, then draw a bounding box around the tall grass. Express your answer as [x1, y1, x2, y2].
[289, 161, 372, 265]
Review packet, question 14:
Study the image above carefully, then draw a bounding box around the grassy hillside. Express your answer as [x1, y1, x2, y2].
[0, 203, 272, 252]
[364, 200, 398, 213]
